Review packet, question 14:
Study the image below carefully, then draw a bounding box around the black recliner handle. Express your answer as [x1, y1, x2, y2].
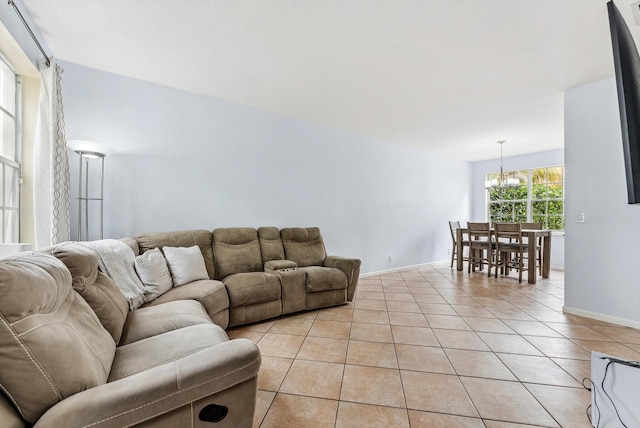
[199, 404, 228, 423]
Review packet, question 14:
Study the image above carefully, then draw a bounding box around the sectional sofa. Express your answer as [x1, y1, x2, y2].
[123, 227, 361, 328]
[0, 226, 360, 428]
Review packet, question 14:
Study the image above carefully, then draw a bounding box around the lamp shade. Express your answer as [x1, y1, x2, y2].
[67, 140, 115, 157]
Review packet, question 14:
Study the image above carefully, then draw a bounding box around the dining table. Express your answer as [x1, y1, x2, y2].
[456, 227, 551, 284]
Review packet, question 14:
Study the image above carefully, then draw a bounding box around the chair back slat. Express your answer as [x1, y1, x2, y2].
[494, 222, 521, 243]
[449, 221, 461, 242]
[467, 222, 491, 241]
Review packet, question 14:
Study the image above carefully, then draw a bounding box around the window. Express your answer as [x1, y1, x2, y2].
[487, 166, 564, 230]
[0, 55, 20, 243]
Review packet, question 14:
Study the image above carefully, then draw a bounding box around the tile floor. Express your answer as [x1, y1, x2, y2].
[227, 262, 640, 427]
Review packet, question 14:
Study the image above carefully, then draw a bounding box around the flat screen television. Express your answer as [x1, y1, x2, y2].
[608, 1, 640, 204]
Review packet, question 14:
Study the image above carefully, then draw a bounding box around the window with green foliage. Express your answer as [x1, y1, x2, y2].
[487, 166, 564, 230]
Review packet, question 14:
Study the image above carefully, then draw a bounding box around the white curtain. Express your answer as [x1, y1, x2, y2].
[33, 58, 70, 248]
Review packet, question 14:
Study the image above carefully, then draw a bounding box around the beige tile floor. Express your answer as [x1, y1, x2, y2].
[227, 262, 640, 427]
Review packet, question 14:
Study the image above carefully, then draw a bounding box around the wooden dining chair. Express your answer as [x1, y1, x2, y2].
[520, 222, 543, 275]
[448, 221, 469, 268]
[494, 222, 527, 282]
[467, 222, 493, 277]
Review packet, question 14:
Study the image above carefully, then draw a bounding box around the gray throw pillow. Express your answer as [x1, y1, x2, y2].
[135, 247, 173, 302]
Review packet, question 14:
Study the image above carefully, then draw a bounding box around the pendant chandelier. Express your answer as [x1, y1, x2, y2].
[484, 140, 520, 189]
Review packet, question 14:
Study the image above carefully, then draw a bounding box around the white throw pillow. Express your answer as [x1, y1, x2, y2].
[135, 248, 173, 302]
[163, 245, 209, 286]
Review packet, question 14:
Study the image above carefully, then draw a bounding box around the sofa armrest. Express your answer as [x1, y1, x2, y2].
[35, 339, 260, 428]
[324, 256, 361, 301]
[264, 260, 298, 273]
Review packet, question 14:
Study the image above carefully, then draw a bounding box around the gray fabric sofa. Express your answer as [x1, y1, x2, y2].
[0, 226, 360, 427]
[0, 245, 261, 428]
[126, 227, 361, 328]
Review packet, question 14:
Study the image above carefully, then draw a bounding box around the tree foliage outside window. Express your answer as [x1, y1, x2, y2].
[487, 166, 564, 230]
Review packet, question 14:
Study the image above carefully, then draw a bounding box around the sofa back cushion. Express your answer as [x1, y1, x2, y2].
[213, 228, 263, 279]
[136, 230, 215, 279]
[281, 227, 327, 267]
[120, 237, 140, 255]
[0, 391, 23, 428]
[0, 253, 115, 423]
[258, 227, 286, 263]
[52, 243, 129, 343]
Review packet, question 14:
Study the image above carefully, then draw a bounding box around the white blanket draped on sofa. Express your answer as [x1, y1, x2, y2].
[82, 239, 146, 310]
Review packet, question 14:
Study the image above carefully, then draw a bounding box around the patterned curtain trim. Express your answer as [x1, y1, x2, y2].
[51, 62, 70, 244]
[33, 58, 71, 248]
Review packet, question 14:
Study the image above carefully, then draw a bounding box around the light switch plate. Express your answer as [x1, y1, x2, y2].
[576, 213, 585, 223]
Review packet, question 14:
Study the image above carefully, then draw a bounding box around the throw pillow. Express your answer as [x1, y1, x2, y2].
[135, 247, 173, 302]
[163, 245, 209, 286]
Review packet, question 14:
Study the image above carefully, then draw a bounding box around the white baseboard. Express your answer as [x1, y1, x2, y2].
[360, 261, 441, 278]
[361, 260, 565, 278]
[563, 306, 640, 330]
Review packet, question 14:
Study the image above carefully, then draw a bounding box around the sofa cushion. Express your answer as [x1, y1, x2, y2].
[258, 226, 285, 263]
[109, 323, 228, 382]
[136, 230, 215, 279]
[51, 242, 99, 283]
[0, 253, 115, 423]
[120, 237, 139, 255]
[213, 228, 263, 279]
[142, 279, 230, 325]
[163, 245, 209, 286]
[281, 227, 327, 267]
[0, 392, 23, 428]
[52, 243, 129, 343]
[223, 272, 281, 308]
[119, 300, 212, 345]
[135, 247, 173, 302]
[301, 266, 348, 292]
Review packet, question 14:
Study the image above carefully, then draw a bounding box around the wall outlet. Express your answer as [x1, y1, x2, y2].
[388, 256, 392, 263]
[576, 213, 585, 223]
[447, 248, 451, 255]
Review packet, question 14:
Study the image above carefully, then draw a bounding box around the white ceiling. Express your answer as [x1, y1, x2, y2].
[20, 0, 635, 160]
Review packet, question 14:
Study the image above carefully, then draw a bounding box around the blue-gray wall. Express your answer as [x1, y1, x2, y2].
[565, 77, 640, 327]
[61, 62, 471, 274]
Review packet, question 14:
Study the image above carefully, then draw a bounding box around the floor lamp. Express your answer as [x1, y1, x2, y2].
[69, 140, 114, 241]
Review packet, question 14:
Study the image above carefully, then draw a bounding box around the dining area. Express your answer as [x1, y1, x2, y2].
[449, 221, 552, 285]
